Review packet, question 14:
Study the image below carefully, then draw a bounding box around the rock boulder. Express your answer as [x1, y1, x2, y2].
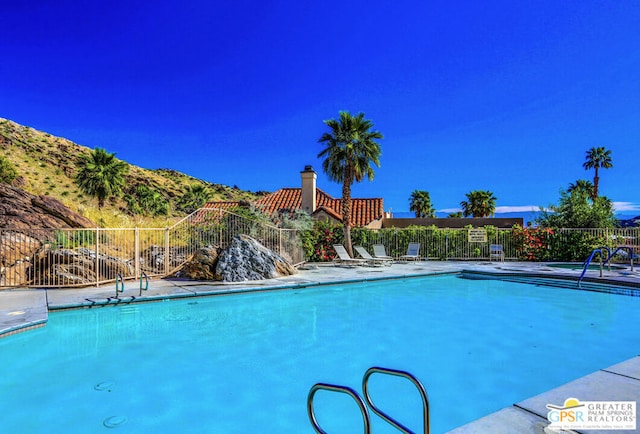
[179, 235, 296, 282]
[0, 183, 94, 229]
[214, 234, 297, 282]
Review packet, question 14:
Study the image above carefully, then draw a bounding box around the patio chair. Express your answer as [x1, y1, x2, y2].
[373, 244, 394, 262]
[332, 245, 368, 266]
[354, 246, 391, 266]
[399, 242, 421, 261]
[489, 244, 505, 262]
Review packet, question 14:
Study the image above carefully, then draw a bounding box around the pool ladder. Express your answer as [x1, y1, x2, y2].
[307, 366, 430, 433]
[114, 272, 150, 298]
[578, 246, 636, 287]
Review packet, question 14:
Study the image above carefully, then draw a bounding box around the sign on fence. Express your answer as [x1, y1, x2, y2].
[468, 229, 487, 243]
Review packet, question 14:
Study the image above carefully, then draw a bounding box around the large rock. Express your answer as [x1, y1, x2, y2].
[179, 246, 220, 280]
[0, 183, 95, 229]
[28, 247, 134, 287]
[215, 235, 296, 282]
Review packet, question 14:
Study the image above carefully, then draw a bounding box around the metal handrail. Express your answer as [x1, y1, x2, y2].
[606, 246, 635, 272]
[307, 383, 371, 434]
[139, 272, 149, 296]
[578, 247, 610, 287]
[115, 273, 125, 297]
[362, 366, 430, 434]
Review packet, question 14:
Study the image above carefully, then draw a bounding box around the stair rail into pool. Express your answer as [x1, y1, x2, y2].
[139, 272, 149, 296]
[307, 383, 371, 434]
[578, 247, 611, 287]
[605, 246, 636, 272]
[115, 273, 125, 297]
[362, 366, 430, 434]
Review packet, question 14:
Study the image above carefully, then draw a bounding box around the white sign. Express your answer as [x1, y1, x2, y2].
[468, 229, 487, 243]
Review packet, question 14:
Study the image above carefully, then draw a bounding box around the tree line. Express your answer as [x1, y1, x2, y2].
[315, 111, 618, 254]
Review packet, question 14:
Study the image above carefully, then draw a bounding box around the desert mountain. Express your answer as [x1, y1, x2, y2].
[0, 117, 261, 227]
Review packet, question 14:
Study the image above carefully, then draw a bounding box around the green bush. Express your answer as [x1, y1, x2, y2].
[0, 155, 17, 184]
[300, 221, 343, 261]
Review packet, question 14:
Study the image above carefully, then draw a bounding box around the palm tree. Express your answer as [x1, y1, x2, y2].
[460, 190, 497, 217]
[567, 179, 595, 199]
[75, 148, 128, 208]
[583, 147, 613, 197]
[409, 190, 435, 218]
[136, 184, 169, 216]
[178, 184, 212, 214]
[318, 111, 383, 256]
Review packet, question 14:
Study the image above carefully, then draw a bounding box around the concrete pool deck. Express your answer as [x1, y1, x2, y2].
[1, 260, 640, 433]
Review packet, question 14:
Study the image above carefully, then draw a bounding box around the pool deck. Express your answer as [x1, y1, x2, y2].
[2, 260, 640, 433]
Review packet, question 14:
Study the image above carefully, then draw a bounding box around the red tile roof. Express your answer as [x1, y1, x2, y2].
[203, 188, 384, 227]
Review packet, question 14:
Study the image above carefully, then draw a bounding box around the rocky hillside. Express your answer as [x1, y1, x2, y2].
[0, 118, 262, 226]
[0, 183, 94, 228]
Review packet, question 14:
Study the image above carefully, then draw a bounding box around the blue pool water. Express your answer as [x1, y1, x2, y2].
[2, 275, 640, 433]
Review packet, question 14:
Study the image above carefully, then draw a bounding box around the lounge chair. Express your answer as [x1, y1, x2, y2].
[373, 244, 394, 262]
[489, 244, 505, 262]
[399, 242, 421, 261]
[354, 246, 391, 266]
[332, 245, 367, 266]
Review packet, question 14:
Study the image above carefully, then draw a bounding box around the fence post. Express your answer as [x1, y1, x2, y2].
[135, 227, 140, 279]
[95, 227, 100, 287]
[164, 227, 170, 276]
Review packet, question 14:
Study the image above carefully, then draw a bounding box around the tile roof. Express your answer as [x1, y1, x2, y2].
[203, 188, 384, 227]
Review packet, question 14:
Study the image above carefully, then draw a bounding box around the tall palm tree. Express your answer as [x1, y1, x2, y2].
[318, 111, 383, 256]
[567, 179, 595, 199]
[583, 147, 613, 197]
[460, 190, 497, 218]
[75, 148, 128, 208]
[409, 190, 435, 218]
[178, 184, 212, 214]
[136, 184, 170, 216]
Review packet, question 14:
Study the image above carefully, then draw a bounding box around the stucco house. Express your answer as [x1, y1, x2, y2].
[202, 166, 386, 228]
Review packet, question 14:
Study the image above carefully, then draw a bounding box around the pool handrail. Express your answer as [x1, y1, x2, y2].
[139, 272, 149, 296]
[605, 246, 635, 272]
[115, 273, 125, 297]
[307, 383, 371, 434]
[578, 247, 610, 287]
[363, 366, 430, 434]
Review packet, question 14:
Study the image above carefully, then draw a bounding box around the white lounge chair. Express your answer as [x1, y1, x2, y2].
[400, 242, 421, 261]
[373, 244, 393, 262]
[332, 245, 367, 266]
[489, 244, 505, 262]
[354, 246, 391, 266]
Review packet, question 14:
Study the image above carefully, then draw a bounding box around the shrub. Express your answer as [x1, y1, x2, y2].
[512, 225, 554, 261]
[0, 155, 17, 184]
[300, 221, 343, 261]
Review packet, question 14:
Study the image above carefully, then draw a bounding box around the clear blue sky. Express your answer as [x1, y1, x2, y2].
[2, 1, 639, 215]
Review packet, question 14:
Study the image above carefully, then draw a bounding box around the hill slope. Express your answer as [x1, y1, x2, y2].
[0, 118, 261, 227]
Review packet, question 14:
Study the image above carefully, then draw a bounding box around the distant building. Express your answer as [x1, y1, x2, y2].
[202, 166, 386, 228]
[202, 166, 523, 229]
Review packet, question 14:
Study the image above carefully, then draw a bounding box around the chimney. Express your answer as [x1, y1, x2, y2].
[301, 165, 317, 214]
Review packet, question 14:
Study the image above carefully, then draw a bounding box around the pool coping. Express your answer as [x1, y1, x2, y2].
[2, 260, 640, 433]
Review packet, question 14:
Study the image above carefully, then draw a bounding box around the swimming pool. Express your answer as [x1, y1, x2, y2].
[1, 274, 640, 433]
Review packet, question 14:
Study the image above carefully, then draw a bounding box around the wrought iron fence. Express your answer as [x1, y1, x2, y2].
[0, 208, 305, 288]
[350, 226, 640, 262]
[352, 227, 517, 260]
[1, 215, 638, 288]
